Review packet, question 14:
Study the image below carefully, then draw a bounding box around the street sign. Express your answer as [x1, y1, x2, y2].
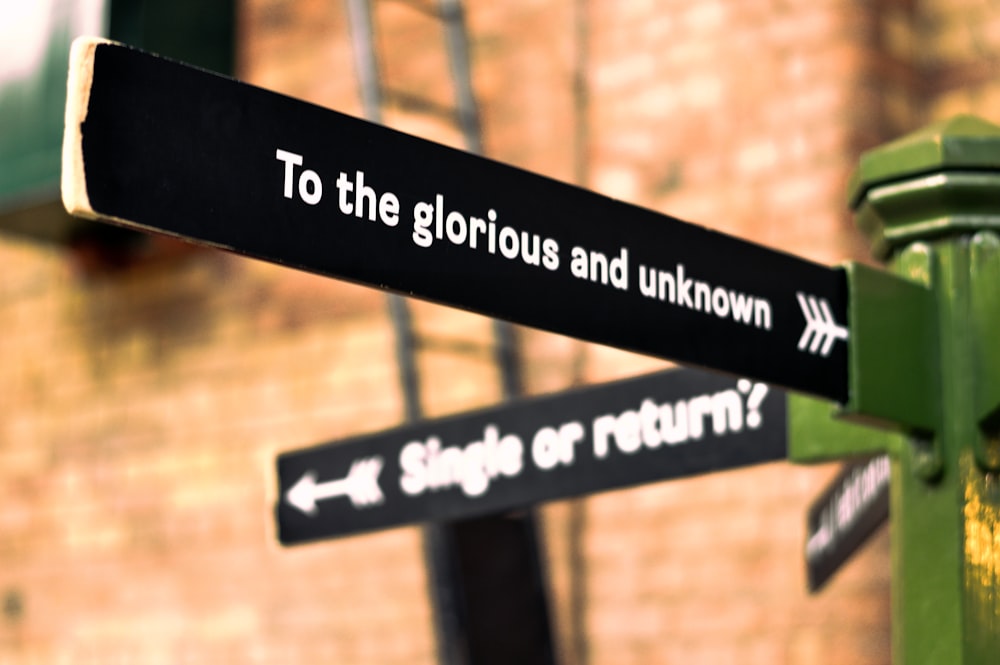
[804, 454, 890, 591]
[63, 38, 850, 401]
[276, 367, 785, 544]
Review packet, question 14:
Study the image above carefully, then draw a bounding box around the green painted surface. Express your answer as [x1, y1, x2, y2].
[787, 392, 902, 462]
[850, 115, 1000, 259]
[0, 17, 80, 210]
[854, 172, 1000, 260]
[969, 232, 1000, 471]
[0, 0, 235, 242]
[840, 259, 937, 434]
[846, 116, 1000, 665]
[848, 115, 1000, 208]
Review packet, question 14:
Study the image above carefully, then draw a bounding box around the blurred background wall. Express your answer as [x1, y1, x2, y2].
[2, 0, 999, 662]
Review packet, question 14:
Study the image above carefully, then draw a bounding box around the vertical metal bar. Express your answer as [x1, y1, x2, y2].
[435, 2, 557, 664]
[571, 0, 590, 191]
[344, 2, 557, 662]
[343, 0, 423, 425]
[567, 2, 590, 661]
[437, 0, 524, 399]
[385, 294, 423, 421]
[888, 243, 964, 665]
[342, 3, 465, 664]
[344, 0, 384, 124]
[437, 0, 484, 156]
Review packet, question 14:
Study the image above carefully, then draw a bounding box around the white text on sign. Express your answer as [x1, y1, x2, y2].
[397, 381, 770, 500]
[274, 148, 780, 333]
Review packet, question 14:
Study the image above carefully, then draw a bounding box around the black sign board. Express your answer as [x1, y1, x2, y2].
[805, 455, 890, 591]
[64, 39, 850, 401]
[275, 368, 785, 544]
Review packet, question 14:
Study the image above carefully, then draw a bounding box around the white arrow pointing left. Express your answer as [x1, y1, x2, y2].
[286, 456, 385, 515]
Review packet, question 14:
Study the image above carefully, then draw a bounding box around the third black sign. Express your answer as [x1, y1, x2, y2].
[805, 455, 891, 592]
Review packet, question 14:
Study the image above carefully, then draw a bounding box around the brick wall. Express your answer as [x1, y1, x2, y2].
[5, 0, 994, 662]
[0, 237, 437, 662]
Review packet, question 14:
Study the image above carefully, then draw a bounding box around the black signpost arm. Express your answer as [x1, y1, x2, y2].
[62, 39, 850, 403]
[804, 455, 890, 591]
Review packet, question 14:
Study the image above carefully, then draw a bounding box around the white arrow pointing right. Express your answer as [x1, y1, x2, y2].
[796, 292, 848, 357]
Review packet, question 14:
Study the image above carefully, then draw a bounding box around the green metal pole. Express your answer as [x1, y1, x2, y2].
[847, 115, 1000, 664]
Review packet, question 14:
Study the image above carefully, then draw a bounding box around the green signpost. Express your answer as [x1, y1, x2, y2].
[791, 115, 1000, 663]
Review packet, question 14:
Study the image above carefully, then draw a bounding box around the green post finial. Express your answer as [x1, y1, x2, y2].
[850, 114, 1000, 260]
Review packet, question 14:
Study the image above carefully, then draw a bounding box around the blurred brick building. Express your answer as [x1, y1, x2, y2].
[2, 0, 999, 663]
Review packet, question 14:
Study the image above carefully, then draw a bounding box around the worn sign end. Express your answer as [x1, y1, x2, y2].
[62, 36, 113, 221]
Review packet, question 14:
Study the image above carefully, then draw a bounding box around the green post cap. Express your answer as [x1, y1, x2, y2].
[850, 115, 1000, 259]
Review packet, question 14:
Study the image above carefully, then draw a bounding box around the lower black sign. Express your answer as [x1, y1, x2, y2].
[276, 368, 786, 544]
[805, 455, 890, 591]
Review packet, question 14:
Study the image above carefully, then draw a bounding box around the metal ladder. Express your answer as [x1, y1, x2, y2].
[341, 2, 557, 664]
